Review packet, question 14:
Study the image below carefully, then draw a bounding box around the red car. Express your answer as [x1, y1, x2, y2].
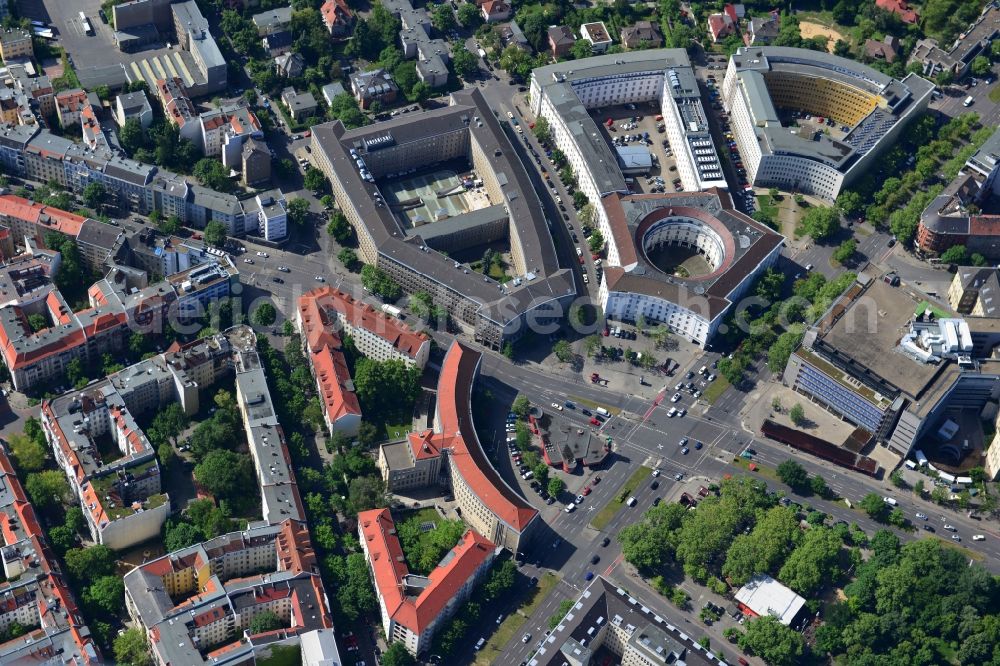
[582, 486, 592, 495]
[589, 417, 600, 426]
[578, 255, 585, 265]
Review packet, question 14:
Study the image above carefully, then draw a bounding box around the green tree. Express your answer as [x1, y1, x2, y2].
[532, 116, 551, 143]
[547, 476, 565, 498]
[84, 575, 125, 616]
[457, 3, 482, 28]
[25, 470, 69, 511]
[553, 339, 573, 362]
[286, 197, 311, 228]
[148, 403, 189, 449]
[452, 47, 479, 79]
[836, 190, 864, 217]
[512, 395, 530, 418]
[114, 627, 152, 666]
[722, 506, 800, 585]
[767, 331, 803, 372]
[303, 166, 327, 193]
[120, 118, 144, 156]
[252, 302, 278, 327]
[860, 492, 888, 520]
[431, 4, 456, 32]
[382, 642, 416, 666]
[164, 521, 204, 551]
[204, 220, 227, 247]
[193, 158, 233, 192]
[940, 244, 969, 264]
[789, 403, 805, 426]
[798, 205, 839, 240]
[737, 615, 804, 666]
[971, 55, 991, 76]
[778, 528, 842, 596]
[588, 230, 605, 253]
[7, 432, 46, 472]
[248, 610, 283, 634]
[777, 460, 809, 492]
[327, 210, 353, 243]
[82, 182, 106, 209]
[360, 265, 402, 301]
[348, 475, 389, 513]
[338, 247, 359, 270]
[64, 545, 116, 583]
[832, 238, 857, 264]
[549, 599, 575, 629]
[194, 450, 254, 500]
[810, 474, 831, 498]
[66, 357, 87, 387]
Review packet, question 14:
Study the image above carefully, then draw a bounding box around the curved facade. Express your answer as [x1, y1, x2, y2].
[599, 190, 784, 347]
[721, 46, 933, 201]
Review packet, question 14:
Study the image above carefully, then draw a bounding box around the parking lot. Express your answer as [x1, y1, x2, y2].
[587, 102, 683, 195]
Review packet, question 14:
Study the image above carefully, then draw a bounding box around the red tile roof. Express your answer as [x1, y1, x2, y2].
[876, 0, 918, 23]
[435, 342, 537, 530]
[321, 0, 352, 28]
[359, 508, 494, 634]
[0, 194, 86, 238]
[299, 287, 429, 361]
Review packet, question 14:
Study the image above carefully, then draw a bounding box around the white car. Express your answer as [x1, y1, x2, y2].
[314, 275, 325, 281]
[277, 266, 290, 272]
[256, 251, 268, 257]
[582, 273, 590, 284]
[507, 111, 514, 119]
[915, 512, 927, 520]
[564, 503, 576, 513]
[243, 258, 253, 264]
[944, 524, 957, 532]
[652, 469, 660, 477]
[551, 402, 563, 411]
[973, 534, 985, 541]
[670, 393, 681, 403]
[522, 633, 531, 643]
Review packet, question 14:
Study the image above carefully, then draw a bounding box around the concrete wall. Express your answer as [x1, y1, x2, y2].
[113, 0, 172, 32]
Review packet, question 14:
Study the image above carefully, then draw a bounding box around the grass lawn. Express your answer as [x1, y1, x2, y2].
[701, 375, 731, 405]
[591, 466, 652, 530]
[990, 86, 1000, 104]
[374, 417, 412, 441]
[399, 506, 441, 525]
[257, 645, 300, 666]
[756, 194, 779, 219]
[731, 456, 779, 482]
[475, 572, 561, 665]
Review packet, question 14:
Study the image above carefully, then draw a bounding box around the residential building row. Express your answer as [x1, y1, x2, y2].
[123, 519, 338, 665]
[377, 340, 540, 552]
[0, 123, 285, 240]
[0, 446, 102, 664]
[0, 205, 238, 393]
[908, 2, 1000, 80]
[721, 46, 934, 202]
[383, 0, 452, 89]
[39, 330, 243, 550]
[359, 508, 496, 655]
[311, 87, 575, 349]
[782, 269, 1000, 461]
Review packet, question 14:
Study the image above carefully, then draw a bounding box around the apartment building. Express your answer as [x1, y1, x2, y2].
[54, 89, 89, 129]
[298, 286, 430, 368]
[359, 508, 495, 655]
[721, 46, 933, 201]
[0, 29, 32, 62]
[124, 520, 337, 665]
[0, 448, 102, 664]
[377, 341, 539, 551]
[321, 0, 353, 36]
[526, 576, 720, 666]
[115, 90, 154, 129]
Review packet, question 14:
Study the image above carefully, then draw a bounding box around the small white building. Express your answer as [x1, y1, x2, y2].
[115, 90, 154, 129]
[253, 190, 287, 241]
[734, 575, 806, 626]
[580, 21, 613, 52]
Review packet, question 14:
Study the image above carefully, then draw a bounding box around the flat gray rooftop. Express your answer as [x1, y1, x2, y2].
[821, 279, 942, 398]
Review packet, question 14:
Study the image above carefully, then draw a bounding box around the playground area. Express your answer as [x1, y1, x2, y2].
[384, 168, 492, 229]
[799, 20, 846, 52]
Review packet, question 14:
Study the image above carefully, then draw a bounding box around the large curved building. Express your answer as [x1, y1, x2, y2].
[599, 189, 783, 345]
[721, 47, 933, 201]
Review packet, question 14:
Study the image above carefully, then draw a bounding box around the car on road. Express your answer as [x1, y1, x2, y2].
[564, 401, 575, 409]
[584, 571, 594, 581]
[244, 258, 253, 264]
[915, 513, 927, 520]
[277, 266, 290, 272]
[944, 524, 957, 531]
[315, 276, 325, 281]
[651, 481, 659, 490]
[973, 534, 986, 541]
[581, 408, 592, 416]
[671, 393, 681, 403]
[653, 497, 662, 506]
[564, 503, 576, 513]
[590, 555, 600, 565]
[923, 525, 935, 532]
[522, 633, 531, 643]
[589, 417, 600, 426]
[952, 535, 962, 542]
[694, 441, 702, 450]
[546, 497, 555, 505]
[652, 469, 660, 477]
[675, 472, 684, 481]
[551, 402, 563, 411]
[271, 277, 284, 284]
[582, 486, 591, 495]
[256, 251, 268, 257]
[678, 437, 689, 446]
[601, 536, 610, 547]
[681, 447, 689, 455]
[575, 494, 585, 504]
